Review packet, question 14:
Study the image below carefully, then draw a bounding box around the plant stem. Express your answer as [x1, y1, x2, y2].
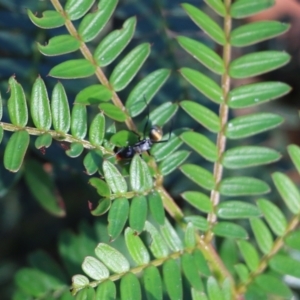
[0, 121, 113, 152]
[206, 0, 232, 242]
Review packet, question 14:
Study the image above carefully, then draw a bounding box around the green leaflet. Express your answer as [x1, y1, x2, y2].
[144, 221, 169, 258]
[129, 195, 147, 233]
[79, 0, 118, 42]
[235, 264, 248, 283]
[81, 256, 109, 281]
[130, 155, 153, 193]
[8, 76, 28, 127]
[96, 280, 116, 300]
[89, 113, 105, 146]
[72, 275, 89, 289]
[65, 0, 95, 21]
[231, 0, 275, 19]
[228, 81, 291, 108]
[95, 17, 136, 67]
[212, 222, 248, 239]
[75, 85, 112, 105]
[151, 129, 185, 162]
[181, 191, 212, 213]
[160, 219, 183, 252]
[126, 69, 171, 117]
[257, 198, 287, 236]
[237, 240, 260, 272]
[285, 230, 300, 251]
[177, 36, 225, 74]
[24, 159, 65, 216]
[83, 150, 103, 175]
[143, 266, 163, 300]
[109, 43, 150, 91]
[30, 77, 52, 130]
[217, 201, 261, 219]
[180, 68, 223, 104]
[182, 3, 225, 45]
[51, 82, 70, 134]
[158, 150, 190, 176]
[103, 160, 127, 194]
[184, 216, 209, 232]
[163, 259, 183, 300]
[148, 191, 165, 225]
[99, 103, 127, 122]
[27, 10, 65, 29]
[288, 144, 300, 175]
[65, 142, 84, 158]
[193, 249, 211, 277]
[4, 130, 29, 172]
[207, 277, 224, 300]
[223, 278, 233, 300]
[204, 0, 226, 16]
[184, 222, 196, 249]
[219, 177, 270, 196]
[272, 172, 300, 214]
[222, 146, 281, 169]
[269, 254, 300, 278]
[250, 218, 273, 254]
[229, 51, 290, 78]
[191, 289, 208, 300]
[120, 273, 141, 300]
[255, 274, 293, 299]
[180, 100, 220, 133]
[181, 131, 217, 162]
[231, 21, 290, 47]
[91, 198, 111, 216]
[226, 113, 283, 139]
[38, 35, 80, 56]
[180, 164, 215, 191]
[149, 102, 178, 127]
[125, 227, 150, 265]
[76, 288, 95, 299]
[49, 59, 96, 79]
[95, 243, 130, 274]
[107, 198, 129, 241]
[181, 253, 204, 291]
[110, 130, 137, 147]
[71, 104, 87, 139]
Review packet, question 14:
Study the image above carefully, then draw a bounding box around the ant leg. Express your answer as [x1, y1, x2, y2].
[106, 147, 123, 159]
[166, 116, 174, 141]
[142, 95, 150, 139]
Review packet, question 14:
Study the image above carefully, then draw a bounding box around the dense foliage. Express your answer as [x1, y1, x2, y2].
[1, 0, 300, 299]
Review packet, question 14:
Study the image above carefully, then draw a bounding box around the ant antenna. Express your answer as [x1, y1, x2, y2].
[142, 95, 150, 138]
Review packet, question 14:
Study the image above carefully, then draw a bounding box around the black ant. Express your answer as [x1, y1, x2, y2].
[115, 101, 172, 160]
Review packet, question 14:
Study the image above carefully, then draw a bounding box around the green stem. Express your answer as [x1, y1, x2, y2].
[0, 121, 113, 153]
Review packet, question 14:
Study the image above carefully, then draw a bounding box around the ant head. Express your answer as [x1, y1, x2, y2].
[149, 125, 163, 142]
